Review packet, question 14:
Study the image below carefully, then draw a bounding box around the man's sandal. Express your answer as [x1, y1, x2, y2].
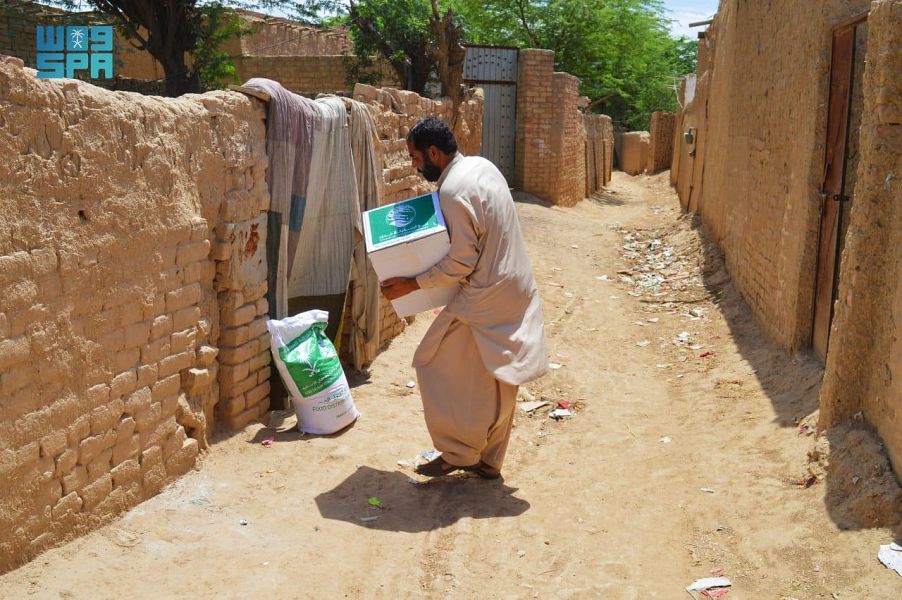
[473, 461, 502, 480]
[415, 455, 477, 477]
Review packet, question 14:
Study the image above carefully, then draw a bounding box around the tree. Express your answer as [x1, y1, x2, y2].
[293, 0, 466, 98]
[450, 0, 698, 129]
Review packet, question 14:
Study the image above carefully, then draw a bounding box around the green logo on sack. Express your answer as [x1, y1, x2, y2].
[279, 323, 343, 397]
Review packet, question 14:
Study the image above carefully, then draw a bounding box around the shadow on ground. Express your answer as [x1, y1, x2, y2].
[587, 190, 626, 207]
[314, 466, 530, 533]
[686, 212, 825, 428]
[242, 412, 360, 445]
[813, 423, 902, 537]
[644, 184, 901, 535]
[512, 191, 553, 207]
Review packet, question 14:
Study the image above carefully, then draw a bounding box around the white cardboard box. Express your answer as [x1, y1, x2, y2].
[363, 192, 458, 317]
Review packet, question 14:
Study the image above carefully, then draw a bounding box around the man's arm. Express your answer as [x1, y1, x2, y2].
[415, 196, 481, 289]
[381, 276, 420, 300]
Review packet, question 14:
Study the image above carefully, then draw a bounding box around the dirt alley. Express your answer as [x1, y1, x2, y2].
[2, 172, 901, 599]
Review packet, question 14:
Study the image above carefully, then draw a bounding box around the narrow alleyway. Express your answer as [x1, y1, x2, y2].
[2, 173, 899, 599]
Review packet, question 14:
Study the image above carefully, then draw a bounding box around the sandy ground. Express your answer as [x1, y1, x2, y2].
[2, 172, 901, 599]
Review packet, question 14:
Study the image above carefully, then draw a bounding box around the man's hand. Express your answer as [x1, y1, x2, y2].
[380, 277, 420, 301]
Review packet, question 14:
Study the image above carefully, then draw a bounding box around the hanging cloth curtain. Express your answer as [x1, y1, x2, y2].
[287, 96, 359, 297]
[241, 78, 318, 318]
[347, 99, 382, 370]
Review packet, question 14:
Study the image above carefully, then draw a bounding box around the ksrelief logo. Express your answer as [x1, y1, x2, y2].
[386, 204, 416, 228]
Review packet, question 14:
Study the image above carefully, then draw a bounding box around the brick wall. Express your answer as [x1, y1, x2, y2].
[0, 56, 270, 572]
[230, 12, 351, 57]
[514, 49, 555, 202]
[0, 47, 482, 573]
[669, 0, 902, 472]
[648, 111, 676, 174]
[514, 49, 588, 207]
[236, 55, 400, 95]
[549, 72, 587, 207]
[0, 1, 60, 69]
[670, 0, 872, 351]
[621, 131, 650, 176]
[819, 0, 902, 473]
[583, 113, 613, 195]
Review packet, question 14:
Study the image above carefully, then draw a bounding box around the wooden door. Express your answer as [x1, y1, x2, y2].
[812, 14, 868, 360]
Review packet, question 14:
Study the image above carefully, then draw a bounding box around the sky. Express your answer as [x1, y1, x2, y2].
[661, 0, 720, 38]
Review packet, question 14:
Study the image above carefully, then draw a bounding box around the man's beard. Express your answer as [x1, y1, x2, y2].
[419, 155, 442, 182]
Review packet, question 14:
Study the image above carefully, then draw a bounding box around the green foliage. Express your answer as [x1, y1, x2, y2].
[194, 3, 254, 91]
[291, 0, 438, 94]
[450, 0, 698, 130]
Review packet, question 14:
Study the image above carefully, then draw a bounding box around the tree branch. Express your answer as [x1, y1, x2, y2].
[516, 0, 538, 46]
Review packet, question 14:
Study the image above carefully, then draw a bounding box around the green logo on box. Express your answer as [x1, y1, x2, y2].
[368, 193, 440, 245]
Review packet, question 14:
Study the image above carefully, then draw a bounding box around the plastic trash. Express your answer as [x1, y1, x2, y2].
[686, 577, 731, 593]
[405, 380, 417, 388]
[520, 400, 550, 413]
[549, 408, 573, 420]
[549, 362, 563, 370]
[878, 542, 902, 576]
[267, 310, 359, 435]
[417, 449, 441, 464]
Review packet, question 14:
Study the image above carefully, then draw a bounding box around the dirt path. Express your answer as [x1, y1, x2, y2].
[3, 173, 900, 599]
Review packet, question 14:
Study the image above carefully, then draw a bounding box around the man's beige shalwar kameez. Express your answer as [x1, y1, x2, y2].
[414, 154, 548, 469]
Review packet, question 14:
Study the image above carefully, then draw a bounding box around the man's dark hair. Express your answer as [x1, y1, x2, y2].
[407, 116, 458, 155]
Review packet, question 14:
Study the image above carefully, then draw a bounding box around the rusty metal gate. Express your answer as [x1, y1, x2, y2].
[463, 46, 518, 183]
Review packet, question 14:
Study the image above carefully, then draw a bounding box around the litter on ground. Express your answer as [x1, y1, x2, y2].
[519, 400, 550, 413]
[549, 408, 573, 420]
[877, 542, 902, 576]
[686, 576, 731, 594]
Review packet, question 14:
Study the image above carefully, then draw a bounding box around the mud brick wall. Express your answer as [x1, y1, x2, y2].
[343, 84, 484, 357]
[549, 72, 587, 207]
[0, 1, 65, 69]
[583, 113, 614, 195]
[673, 0, 872, 351]
[621, 131, 650, 176]
[514, 49, 588, 207]
[648, 111, 676, 174]
[515, 50, 555, 202]
[819, 0, 902, 473]
[227, 13, 351, 57]
[0, 56, 269, 573]
[235, 55, 400, 95]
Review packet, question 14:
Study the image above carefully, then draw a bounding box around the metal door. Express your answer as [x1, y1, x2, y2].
[464, 46, 518, 183]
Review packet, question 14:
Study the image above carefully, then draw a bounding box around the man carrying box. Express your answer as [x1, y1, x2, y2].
[381, 116, 548, 480]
